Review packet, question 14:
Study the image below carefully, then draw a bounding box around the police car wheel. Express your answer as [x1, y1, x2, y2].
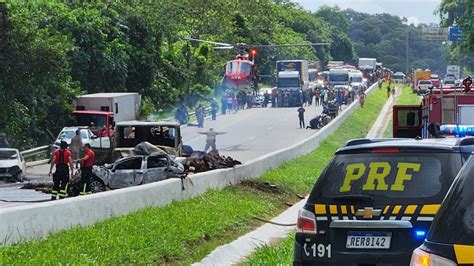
[89, 177, 105, 193]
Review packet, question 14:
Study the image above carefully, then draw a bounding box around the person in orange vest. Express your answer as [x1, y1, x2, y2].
[49, 141, 74, 200]
[77, 143, 96, 195]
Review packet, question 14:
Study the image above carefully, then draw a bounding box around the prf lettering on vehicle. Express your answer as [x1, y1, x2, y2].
[339, 162, 421, 192]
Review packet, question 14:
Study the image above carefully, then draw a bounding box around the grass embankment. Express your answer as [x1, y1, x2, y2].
[384, 84, 421, 137]
[245, 84, 412, 265]
[0, 87, 387, 265]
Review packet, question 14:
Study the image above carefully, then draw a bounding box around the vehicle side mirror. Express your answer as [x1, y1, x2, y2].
[91, 135, 99, 139]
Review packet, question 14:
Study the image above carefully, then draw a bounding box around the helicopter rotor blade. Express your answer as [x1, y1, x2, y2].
[248, 43, 330, 48]
[182, 37, 233, 47]
[213, 46, 235, 50]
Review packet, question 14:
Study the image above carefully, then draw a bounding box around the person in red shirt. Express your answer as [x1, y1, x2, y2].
[49, 141, 74, 200]
[78, 143, 96, 195]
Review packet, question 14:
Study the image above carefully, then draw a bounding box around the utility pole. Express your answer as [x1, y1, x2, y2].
[185, 40, 191, 107]
[405, 28, 409, 74]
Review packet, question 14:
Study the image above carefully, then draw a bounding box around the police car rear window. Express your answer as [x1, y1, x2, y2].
[318, 153, 459, 200]
[428, 159, 474, 244]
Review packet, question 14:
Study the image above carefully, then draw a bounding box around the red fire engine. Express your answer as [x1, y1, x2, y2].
[393, 77, 474, 138]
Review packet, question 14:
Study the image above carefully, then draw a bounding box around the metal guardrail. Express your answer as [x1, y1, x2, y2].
[163, 107, 212, 123]
[21, 145, 51, 167]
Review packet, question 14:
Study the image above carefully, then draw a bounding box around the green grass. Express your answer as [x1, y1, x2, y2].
[242, 233, 296, 265]
[243, 86, 390, 265]
[258, 85, 388, 194]
[0, 186, 289, 265]
[384, 84, 421, 137]
[0, 87, 388, 265]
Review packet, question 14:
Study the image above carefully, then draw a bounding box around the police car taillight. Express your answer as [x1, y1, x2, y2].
[410, 248, 456, 266]
[296, 208, 317, 233]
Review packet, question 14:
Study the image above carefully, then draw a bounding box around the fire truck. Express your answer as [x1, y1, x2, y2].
[393, 77, 474, 138]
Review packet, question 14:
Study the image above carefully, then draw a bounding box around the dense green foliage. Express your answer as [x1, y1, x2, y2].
[0, 0, 348, 148]
[345, 9, 448, 74]
[439, 0, 474, 72]
[0, 1, 449, 148]
[0, 86, 387, 265]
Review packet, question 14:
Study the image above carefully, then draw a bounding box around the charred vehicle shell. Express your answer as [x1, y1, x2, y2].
[91, 151, 185, 192]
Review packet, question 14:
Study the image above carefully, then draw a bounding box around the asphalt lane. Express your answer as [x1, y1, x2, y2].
[182, 105, 323, 162]
[0, 104, 325, 208]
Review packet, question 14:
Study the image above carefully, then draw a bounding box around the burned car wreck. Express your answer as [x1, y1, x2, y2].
[90, 142, 185, 192]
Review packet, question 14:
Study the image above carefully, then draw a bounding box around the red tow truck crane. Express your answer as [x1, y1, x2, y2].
[393, 77, 474, 138]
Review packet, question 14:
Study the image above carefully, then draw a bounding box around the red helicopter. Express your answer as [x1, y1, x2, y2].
[184, 38, 329, 91]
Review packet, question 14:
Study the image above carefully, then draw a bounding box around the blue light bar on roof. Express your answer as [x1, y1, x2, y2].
[440, 124, 474, 136]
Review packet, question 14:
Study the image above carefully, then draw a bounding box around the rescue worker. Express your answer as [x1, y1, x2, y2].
[70, 129, 83, 168]
[48, 141, 74, 200]
[297, 105, 305, 129]
[77, 143, 95, 195]
[199, 128, 226, 152]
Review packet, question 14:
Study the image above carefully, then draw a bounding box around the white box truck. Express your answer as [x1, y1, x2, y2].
[358, 58, 377, 72]
[276, 60, 309, 107]
[72, 93, 141, 135]
[446, 65, 461, 80]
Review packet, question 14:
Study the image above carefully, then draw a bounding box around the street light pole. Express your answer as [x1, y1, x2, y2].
[405, 28, 409, 74]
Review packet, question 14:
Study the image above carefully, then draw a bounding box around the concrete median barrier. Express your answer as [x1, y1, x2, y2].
[0, 84, 378, 245]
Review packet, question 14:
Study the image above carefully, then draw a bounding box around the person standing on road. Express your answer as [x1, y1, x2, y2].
[49, 141, 74, 200]
[271, 89, 277, 107]
[233, 95, 238, 113]
[297, 105, 306, 129]
[226, 95, 233, 114]
[221, 96, 227, 115]
[210, 101, 218, 120]
[199, 128, 226, 152]
[315, 88, 320, 106]
[320, 88, 326, 104]
[70, 129, 83, 168]
[77, 143, 95, 196]
[196, 105, 205, 128]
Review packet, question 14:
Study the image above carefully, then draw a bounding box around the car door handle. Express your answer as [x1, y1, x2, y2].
[136, 171, 144, 174]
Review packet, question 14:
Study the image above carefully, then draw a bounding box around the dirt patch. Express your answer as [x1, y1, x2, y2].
[239, 180, 282, 194]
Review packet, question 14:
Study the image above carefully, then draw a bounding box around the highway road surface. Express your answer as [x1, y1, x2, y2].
[0, 104, 328, 208]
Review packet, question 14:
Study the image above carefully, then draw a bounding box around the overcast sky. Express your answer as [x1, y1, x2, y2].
[293, 0, 442, 25]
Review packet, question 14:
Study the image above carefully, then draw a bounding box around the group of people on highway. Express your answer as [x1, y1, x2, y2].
[220, 91, 257, 114]
[48, 129, 95, 200]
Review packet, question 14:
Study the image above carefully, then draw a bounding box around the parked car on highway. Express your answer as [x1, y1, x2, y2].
[443, 79, 456, 88]
[392, 72, 406, 83]
[417, 80, 433, 94]
[411, 153, 474, 265]
[293, 138, 474, 265]
[349, 72, 367, 92]
[0, 148, 26, 181]
[91, 151, 185, 192]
